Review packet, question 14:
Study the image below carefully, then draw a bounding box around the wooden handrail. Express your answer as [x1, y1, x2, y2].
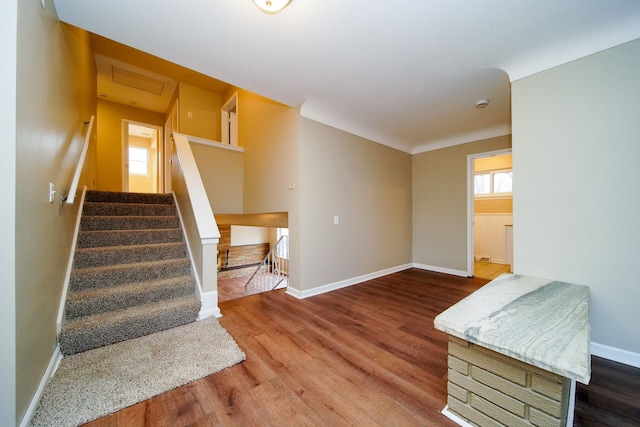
[63, 115, 94, 204]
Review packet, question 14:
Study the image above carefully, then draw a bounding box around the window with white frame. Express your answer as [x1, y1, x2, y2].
[474, 169, 512, 196]
[129, 146, 149, 176]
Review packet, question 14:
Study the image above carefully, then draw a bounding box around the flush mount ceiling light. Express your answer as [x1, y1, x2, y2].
[475, 99, 490, 108]
[253, 0, 290, 14]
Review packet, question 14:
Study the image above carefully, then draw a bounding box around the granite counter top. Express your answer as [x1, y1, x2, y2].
[434, 273, 590, 384]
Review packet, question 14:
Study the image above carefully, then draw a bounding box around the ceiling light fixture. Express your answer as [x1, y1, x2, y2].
[475, 99, 490, 108]
[253, 0, 290, 14]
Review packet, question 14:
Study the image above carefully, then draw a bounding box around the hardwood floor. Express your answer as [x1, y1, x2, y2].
[574, 356, 640, 426]
[82, 269, 639, 426]
[218, 275, 289, 303]
[217, 276, 251, 302]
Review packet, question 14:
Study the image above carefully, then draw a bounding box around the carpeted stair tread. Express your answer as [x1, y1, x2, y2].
[82, 202, 176, 217]
[85, 190, 174, 205]
[70, 258, 192, 292]
[77, 228, 184, 248]
[80, 215, 180, 231]
[59, 295, 201, 355]
[74, 241, 188, 268]
[65, 275, 196, 319]
[61, 190, 202, 356]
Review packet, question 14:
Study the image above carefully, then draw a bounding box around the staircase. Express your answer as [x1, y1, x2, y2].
[58, 190, 201, 356]
[245, 234, 289, 295]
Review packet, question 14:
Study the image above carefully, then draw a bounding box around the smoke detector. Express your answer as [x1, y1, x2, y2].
[475, 99, 490, 108]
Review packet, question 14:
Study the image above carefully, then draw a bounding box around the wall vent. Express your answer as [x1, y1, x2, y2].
[112, 66, 166, 95]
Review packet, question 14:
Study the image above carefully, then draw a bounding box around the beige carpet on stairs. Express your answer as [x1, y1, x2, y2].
[31, 316, 245, 427]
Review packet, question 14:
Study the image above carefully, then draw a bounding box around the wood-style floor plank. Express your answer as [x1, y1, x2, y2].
[81, 268, 639, 426]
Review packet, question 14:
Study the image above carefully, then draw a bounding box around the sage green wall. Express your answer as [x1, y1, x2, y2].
[190, 143, 244, 214]
[96, 100, 164, 191]
[15, 2, 96, 424]
[512, 39, 640, 354]
[298, 118, 413, 291]
[412, 136, 512, 273]
[1, 1, 17, 424]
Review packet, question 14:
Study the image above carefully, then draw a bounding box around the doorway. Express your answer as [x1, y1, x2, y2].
[467, 149, 513, 279]
[221, 92, 238, 147]
[122, 120, 163, 193]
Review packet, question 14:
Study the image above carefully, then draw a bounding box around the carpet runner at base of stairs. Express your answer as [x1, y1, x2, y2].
[59, 190, 201, 356]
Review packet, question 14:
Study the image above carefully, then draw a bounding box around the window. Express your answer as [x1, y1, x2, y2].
[474, 170, 512, 196]
[129, 147, 149, 175]
[474, 174, 491, 195]
[493, 171, 513, 193]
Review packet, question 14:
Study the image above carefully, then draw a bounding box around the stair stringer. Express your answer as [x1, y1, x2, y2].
[56, 185, 88, 335]
[171, 191, 221, 319]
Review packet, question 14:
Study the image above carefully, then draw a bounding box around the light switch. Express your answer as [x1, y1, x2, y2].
[49, 182, 56, 203]
[333, 215, 339, 225]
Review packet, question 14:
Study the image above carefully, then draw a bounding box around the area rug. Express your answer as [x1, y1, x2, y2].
[31, 316, 245, 427]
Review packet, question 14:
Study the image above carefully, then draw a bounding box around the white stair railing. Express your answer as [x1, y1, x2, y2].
[63, 115, 94, 204]
[245, 235, 289, 294]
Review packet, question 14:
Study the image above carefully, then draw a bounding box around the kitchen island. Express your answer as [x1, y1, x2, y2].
[434, 273, 590, 427]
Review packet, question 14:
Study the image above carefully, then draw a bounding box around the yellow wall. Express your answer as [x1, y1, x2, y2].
[177, 82, 221, 141]
[227, 88, 300, 214]
[96, 100, 164, 191]
[474, 197, 512, 214]
[474, 154, 512, 172]
[190, 142, 244, 214]
[14, 4, 96, 423]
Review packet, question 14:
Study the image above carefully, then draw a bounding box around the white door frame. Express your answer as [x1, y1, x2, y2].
[466, 148, 512, 276]
[122, 119, 164, 193]
[221, 92, 238, 146]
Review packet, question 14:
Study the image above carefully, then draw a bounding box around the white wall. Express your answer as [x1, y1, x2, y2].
[231, 226, 269, 246]
[1, 1, 17, 425]
[474, 214, 513, 264]
[512, 38, 640, 356]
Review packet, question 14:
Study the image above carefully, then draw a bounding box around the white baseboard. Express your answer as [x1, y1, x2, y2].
[199, 290, 221, 319]
[413, 263, 469, 277]
[286, 263, 413, 299]
[591, 341, 640, 368]
[20, 346, 62, 427]
[441, 405, 474, 427]
[284, 287, 303, 299]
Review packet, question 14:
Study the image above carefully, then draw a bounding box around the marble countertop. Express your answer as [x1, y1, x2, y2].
[434, 273, 590, 384]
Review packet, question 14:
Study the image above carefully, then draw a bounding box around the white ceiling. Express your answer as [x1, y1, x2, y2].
[53, 0, 640, 153]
